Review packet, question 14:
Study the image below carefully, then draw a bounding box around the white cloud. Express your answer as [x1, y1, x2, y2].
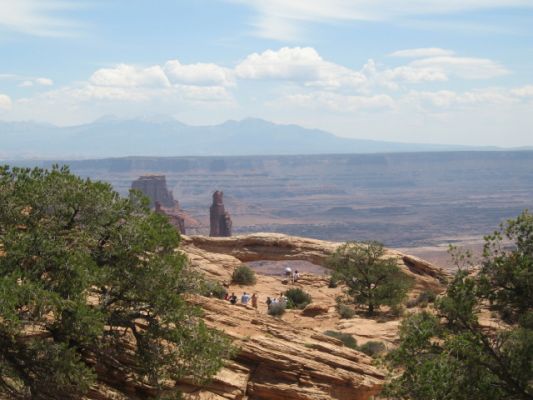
[18, 77, 54, 87]
[35, 77, 53, 86]
[19, 80, 34, 88]
[0, 94, 12, 110]
[0, 0, 82, 37]
[409, 56, 509, 79]
[229, 0, 533, 40]
[283, 91, 395, 112]
[164, 60, 233, 86]
[389, 48, 455, 58]
[404, 88, 517, 109]
[382, 65, 448, 84]
[236, 47, 366, 89]
[89, 64, 170, 88]
[511, 85, 533, 97]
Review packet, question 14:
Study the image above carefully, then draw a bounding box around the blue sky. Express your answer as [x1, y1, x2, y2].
[0, 0, 532, 146]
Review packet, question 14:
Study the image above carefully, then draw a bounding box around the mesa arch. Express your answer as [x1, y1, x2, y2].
[180, 232, 448, 289]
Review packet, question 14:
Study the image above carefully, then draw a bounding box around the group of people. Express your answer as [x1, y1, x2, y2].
[284, 267, 300, 283]
[224, 266, 301, 311]
[225, 291, 290, 311]
[265, 293, 288, 310]
[225, 292, 258, 308]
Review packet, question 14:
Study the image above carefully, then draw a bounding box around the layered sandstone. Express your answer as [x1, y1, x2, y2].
[131, 175, 175, 208]
[155, 201, 186, 234]
[210, 191, 232, 237]
[82, 233, 447, 399]
[132, 175, 199, 234]
[181, 232, 448, 291]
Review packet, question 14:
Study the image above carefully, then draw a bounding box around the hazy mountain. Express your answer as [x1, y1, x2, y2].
[0, 117, 500, 159]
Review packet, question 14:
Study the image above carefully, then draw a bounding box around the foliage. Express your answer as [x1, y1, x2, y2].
[328, 276, 338, 288]
[324, 331, 358, 350]
[0, 166, 233, 399]
[268, 302, 286, 317]
[337, 303, 356, 319]
[231, 265, 257, 285]
[406, 290, 438, 309]
[284, 288, 312, 309]
[384, 211, 533, 400]
[323, 331, 386, 357]
[359, 341, 386, 357]
[328, 241, 413, 315]
[201, 280, 228, 299]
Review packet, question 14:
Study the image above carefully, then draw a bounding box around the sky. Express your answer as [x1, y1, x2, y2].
[0, 0, 532, 147]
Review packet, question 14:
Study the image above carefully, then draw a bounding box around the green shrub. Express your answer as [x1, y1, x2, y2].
[268, 302, 286, 317]
[337, 303, 356, 319]
[328, 276, 338, 288]
[232, 265, 256, 285]
[324, 331, 358, 350]
[390, 303, 406, 317]
[284, 288, 312, 309]
[359, 341, 386, 357]
[406, 290, 438, 309]
[202, 280, 227, 299]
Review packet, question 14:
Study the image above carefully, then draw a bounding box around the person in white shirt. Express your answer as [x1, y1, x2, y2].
[241, 292, 251, 305]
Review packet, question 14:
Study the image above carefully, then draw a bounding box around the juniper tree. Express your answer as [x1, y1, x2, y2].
[385, 211, 533, 400]
[329, 241, 412, 315]
[0, 166, 232, 399]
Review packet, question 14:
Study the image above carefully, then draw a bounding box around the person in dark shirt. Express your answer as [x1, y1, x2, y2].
[229, 292, 237, 305]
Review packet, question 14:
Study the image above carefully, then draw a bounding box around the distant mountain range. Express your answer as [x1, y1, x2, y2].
[0, 117, 510, 159]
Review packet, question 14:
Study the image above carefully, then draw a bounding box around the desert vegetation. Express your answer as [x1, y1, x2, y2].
[329, 241, 413, 315]
[0, 166, 232, 399]
[385, 211, 533, 399]
[232, 264, 257, 285]
[284, 287, 312, 309]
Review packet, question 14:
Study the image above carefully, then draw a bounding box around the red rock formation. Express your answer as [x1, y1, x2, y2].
[131, 175, 175, 208]
[131, 175, 200, 234]
[209, 190, 232, 237]
[155, 201, 186, 234]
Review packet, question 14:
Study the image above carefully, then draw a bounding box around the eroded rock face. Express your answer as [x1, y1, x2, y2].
[209, 191, 232, 237]
[179, 296, 384, 400]
[155, 201, 186, 234]
[131, 175, 175, 208]
[181, 232, 449, 290]
[85, 232, 446, 400]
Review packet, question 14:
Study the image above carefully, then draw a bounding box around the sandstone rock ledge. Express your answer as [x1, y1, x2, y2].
[181, 232, 449, 290]
[86, 233, 446, 400]
[178, 296, 384, 400]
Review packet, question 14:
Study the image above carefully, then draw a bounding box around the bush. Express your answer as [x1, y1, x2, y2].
[324, 331, 358, 350]
[390, 303, 406, 318]
[337, 303, 356, 319]
[284, 288, 312, 309]
[232, 265, 256, 285]
[0, 166, 232, 398]
[359, 341, 386, 357]
[328, 241, 413, 315]
[202, 280, 227, 299]
[268, 302, 286, 317]
[328, 276, 338, 288]
[406, 290, 438, 309]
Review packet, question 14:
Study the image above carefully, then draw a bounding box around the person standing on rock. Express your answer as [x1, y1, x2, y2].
[251, 293, 258, 309]
[293, 270, 300, 283]
[266, 297, 273, 310]
[229, 292, 237, 305]
[241, 292, 251, 305]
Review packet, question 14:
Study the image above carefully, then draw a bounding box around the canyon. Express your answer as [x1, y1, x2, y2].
[89, 233, 447, 400]
[16, 151, 533, 270]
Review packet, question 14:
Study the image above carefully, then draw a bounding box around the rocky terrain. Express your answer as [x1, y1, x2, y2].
[172, 234, 444, 399]
[15, 151, 533, 271]
[82, 232, 447, 400]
